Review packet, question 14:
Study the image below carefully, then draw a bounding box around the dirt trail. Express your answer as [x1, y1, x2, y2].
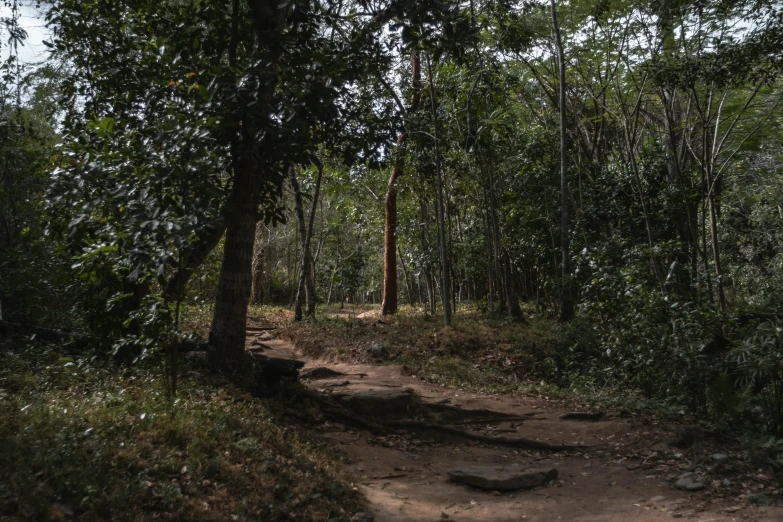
[249, 331, 783, 522]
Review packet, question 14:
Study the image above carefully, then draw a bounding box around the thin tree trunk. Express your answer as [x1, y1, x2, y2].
[426, 54, 452, 327]
[305, 157, 324, 316]
[399, 247, 414, 306]
[382, 53, 421, 315]
[251, 222, 264, 305]
[705, 162, 727, 310]
[290, 167, 310, 321]
[381, 134, 405, 315]
[551, 0, 574, 322]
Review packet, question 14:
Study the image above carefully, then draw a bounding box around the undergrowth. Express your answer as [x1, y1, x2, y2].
[0, 340, 363, 521]
[271, 304, 772, 425]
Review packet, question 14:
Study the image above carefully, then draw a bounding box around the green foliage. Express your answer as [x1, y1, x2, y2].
[0, 342, 364, 520]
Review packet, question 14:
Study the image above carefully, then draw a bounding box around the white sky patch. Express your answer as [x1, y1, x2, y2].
[0, 1, 51, 67]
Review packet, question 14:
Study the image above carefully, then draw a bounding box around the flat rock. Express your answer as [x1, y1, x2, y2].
[447, 465, 557, 491]
[335, 387, 416, 418]
[301, 367, 348, 380]
[675, 477, 705, 491]
[559, 411, 604, 421]
[675, 478, 690, 489]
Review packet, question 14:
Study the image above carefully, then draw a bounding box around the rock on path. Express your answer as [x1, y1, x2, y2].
[447, 465, 558, 491]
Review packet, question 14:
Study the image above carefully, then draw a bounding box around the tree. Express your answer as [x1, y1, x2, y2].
[382, 53, 421, 315]
[291, 158, 324, 320]
[48, 0, 400, 368]
[550, 0, 573, 321]
[426, 53, 453, 327]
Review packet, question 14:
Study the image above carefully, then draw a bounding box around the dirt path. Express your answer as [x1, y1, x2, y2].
[249, 331, 783, 522]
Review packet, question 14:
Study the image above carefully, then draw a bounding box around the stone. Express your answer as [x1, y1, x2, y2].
[711, 453, 729, 462]
[336, 387, 416, 418]
[723, 479, 732, 487]
[352, 512, 374, 522]
[627, 463, 641, 471]
[370, 342, 384, 354]
[256, 331, 274, 341]
[447, 466, 557, 491]
[675, 478, 692, 489]
[676, 476, 705, 491]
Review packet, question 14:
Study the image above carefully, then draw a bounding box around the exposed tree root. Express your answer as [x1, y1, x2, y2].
[450, 415, 539, 426]
[301, 367, 368, 380]
[246, 352, 304, 378]
[560, 412, 604, 421]
[380, 419, 587, 451]
[246, 326, 277, 332]
[303, 390, 394, 436]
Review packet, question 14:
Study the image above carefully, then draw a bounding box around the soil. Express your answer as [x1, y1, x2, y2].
[247, 330, 783, 522]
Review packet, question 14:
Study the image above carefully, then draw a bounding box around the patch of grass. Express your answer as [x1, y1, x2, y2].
[0, 341, 364, 521]
[270, 305, 709, 418]
[273, 304, 568, 397]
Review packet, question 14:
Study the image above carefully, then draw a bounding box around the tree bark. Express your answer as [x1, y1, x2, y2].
[382, 52, 421, 315]
[290, 168, 311, 321]
[381, 133, 405, 315]
[209, 0, 289, 370]
[705, 162, 727, 310]
[305, 158, 324, 316]
[399, 247, 414, 306]
[209, 154, 260, 369]
[251, 222, 264, 305]
[290, 159, 324, 319]
[551, 0, 574, 322]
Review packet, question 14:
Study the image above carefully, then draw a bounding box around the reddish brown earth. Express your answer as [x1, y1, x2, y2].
[249, 332, 783, 522]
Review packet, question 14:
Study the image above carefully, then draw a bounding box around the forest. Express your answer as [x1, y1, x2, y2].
[2, 0, 783, 520]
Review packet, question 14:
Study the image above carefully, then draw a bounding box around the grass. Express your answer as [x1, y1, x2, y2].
[0, 340, 364, 521]
[269, 303, 703, 417]
[273, 303, 571, 396]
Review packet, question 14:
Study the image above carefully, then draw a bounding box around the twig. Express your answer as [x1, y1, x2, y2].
[371, 473, 408, 479]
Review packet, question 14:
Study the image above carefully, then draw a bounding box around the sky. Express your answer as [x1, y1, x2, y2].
[0, 1, 52, 67]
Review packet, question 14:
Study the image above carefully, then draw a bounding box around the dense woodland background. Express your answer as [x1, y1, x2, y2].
[2, 0, 783, 474]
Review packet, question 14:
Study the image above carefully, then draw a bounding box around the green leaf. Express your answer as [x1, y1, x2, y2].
[99, 117, 114, 134]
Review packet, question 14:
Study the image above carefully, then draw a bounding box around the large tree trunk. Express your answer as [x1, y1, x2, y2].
[208, 155, 259, 370]
[209, 0, 288, 368]
[551, 0, 574, 322]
